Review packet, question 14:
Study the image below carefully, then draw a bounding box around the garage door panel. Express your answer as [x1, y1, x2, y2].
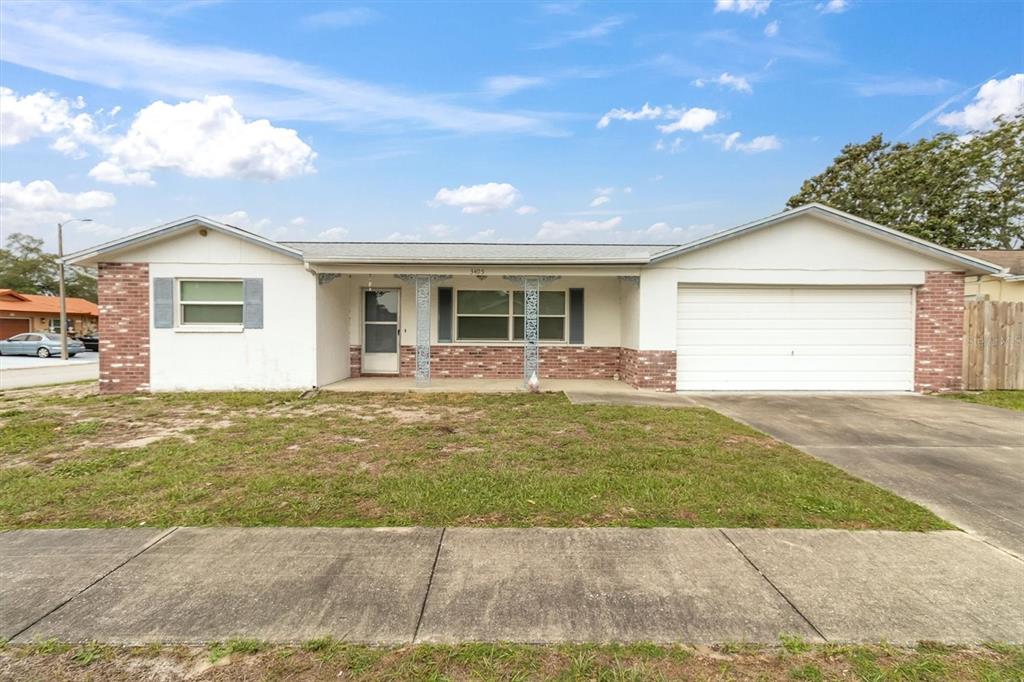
[676, 286, 914, 391]
[677, 355, 912, 372]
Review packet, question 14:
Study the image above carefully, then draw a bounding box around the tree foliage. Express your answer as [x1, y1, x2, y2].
[0, 233, 98, 301]
[787, 111, 1024, 249]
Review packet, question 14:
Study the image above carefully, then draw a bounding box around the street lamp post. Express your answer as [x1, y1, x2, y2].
[57, 218, 92, 360]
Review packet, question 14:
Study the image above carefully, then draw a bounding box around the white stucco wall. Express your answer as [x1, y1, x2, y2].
[636, 213, 961, 350]
[343, 274, 626, 347]
[316, 276, 351, 386]
[619, 278, 640, 350]
[112, 228, 319, 391]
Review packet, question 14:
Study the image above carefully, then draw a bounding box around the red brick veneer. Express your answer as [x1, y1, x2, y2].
[98, 262, 150, 394]
[350, 345, 623, 379]
[915, 271, 965, 393]
[620, 347, 677, 391]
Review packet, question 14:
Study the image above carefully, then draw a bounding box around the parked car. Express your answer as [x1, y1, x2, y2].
[0, 333, 86, 358]
[78, 334, 100, 352]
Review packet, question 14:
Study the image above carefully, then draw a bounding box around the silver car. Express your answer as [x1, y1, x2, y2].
[0, 333, 86, 358]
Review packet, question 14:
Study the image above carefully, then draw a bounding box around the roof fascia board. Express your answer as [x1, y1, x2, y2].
[649, 204, 1003, 275]
[64, 216, 303, 265]
[301, 256, 652, 265]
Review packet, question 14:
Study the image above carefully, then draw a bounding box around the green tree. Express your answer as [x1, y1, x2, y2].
[0, 233, 97, 301]
[788, 111, 1023, 249]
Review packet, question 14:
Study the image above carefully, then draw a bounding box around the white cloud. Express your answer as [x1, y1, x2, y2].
[0, 180, 118, 245]
[936, 74, 1023, 132]
[431, 182, 521, 214]
[597, 102, 663, 129]
[318, 226, 350, 239]
[99, 95, 316, 183]
[536, 216, 622, 240]
[540, 1, 583, 14]
[623, 186, 633, 193]
[87, 160, 155, 186]
[300, 7, 379, 29]
[0, 180, 115, 211]
[714, 0, 771, 17]
[764, 20, 780, 37]
[387, 231, 421, 242]
[705, 131, 781, 153]
[483, 75, 548, 98]
[694, 72, 752, 93]
[0, 2, 555, 136]
[816, 0, 848, 13]
[290, 216, 307, 226]
[214, 210, 271, 232]
[655, 138, 685, 154]
[534, 16, 626, 49]
[427, 223, 454, 237]
[0, 87, 106, 155]
[589, 195, 611, 207]
[468, 229, 497, 241]
[855, 76, 952, 97]
[658, 107, 719, 133]
[515, 205, 538, 215]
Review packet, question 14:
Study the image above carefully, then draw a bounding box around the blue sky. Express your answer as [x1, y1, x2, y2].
[1, 0, 1022, 251]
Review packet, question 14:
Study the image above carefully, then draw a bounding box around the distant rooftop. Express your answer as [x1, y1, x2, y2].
[280, 241, 679, 264]
[958, 250, 1024, 275]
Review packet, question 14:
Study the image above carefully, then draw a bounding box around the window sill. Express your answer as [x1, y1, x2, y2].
[173, 325, 245, 333]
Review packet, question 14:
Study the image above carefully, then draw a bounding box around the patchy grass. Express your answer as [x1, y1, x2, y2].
[941, 390, 1024, 412]
[0, 641, 1020, 681]
[0, 384, 950, 530]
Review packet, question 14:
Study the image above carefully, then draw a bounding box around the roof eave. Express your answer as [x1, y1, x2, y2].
[64, 216, 304, 266]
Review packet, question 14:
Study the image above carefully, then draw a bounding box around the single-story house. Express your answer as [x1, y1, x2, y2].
[65, 203, 1003, 395]
[0, 289, 99, 338]
[958, 250, 1024, 302]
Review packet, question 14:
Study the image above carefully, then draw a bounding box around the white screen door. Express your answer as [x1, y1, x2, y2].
[362, 288, 400, 373]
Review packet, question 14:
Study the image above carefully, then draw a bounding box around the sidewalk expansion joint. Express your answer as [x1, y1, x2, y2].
[413, 527, 446, 643]
[718, 529, 828, 643]
[8, 526, 180, 642]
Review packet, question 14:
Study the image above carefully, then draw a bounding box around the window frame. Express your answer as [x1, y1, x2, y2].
[454, 287, 567, 344]
[177, 278, 245, 327]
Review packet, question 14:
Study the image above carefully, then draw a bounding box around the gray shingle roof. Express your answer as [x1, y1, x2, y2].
[280, 241, 679, 264]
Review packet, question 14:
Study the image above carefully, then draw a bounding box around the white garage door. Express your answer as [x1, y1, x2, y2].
[676, 286, 914, 391]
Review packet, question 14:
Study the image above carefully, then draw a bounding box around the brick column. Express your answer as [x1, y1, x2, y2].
[98, 263, 150, 394]
[915, 271, 965, 393]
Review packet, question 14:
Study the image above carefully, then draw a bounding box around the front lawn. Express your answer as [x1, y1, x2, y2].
[941, 390, 1024, 412]
[0, 384, 949, 530]
[2, 640, 1021, 681]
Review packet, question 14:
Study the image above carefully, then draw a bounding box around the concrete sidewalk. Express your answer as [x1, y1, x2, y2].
[2, 527, 1021, 646]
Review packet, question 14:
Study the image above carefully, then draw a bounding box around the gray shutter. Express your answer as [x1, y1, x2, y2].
[153, 278, 174, 329]
[437, 287, 453, 343]
[569, 288, 584, 345]
[243, 278, 263, 329]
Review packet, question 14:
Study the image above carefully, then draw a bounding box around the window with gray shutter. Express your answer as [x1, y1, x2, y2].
[243, 278, 263, 329]
[569, 288, 584, 344]
[153, 278, 174, 328]
[437, 287, 453, 342]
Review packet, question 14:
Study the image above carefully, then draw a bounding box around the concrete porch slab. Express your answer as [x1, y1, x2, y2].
[415, 528, 820, 644]
[14, 527, 442, 645]
[724, 529, 1024, 644]
[0, 528, 165, 641]
[322, 377, 643, 395]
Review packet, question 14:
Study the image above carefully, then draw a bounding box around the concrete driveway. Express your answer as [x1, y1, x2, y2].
[689, 394, 1024, 557]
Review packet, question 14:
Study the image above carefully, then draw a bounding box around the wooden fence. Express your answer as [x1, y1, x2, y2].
[963, 300, 1024, 390]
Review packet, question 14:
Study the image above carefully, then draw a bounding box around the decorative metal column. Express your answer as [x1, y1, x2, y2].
[396, 275, 450, 385]
[504, 275, 560, 385]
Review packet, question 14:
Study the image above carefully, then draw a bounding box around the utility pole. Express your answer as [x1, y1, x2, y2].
[57, 218, 92, 360]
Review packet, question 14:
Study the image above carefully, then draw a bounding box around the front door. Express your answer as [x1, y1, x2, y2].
[362, 288, 400, 373]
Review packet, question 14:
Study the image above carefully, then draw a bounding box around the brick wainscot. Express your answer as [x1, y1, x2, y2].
[97, 262, 150, 394]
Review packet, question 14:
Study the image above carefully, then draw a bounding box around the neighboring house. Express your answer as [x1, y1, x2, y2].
[0, 289, 99, 339]
[65, 203, 1002, 395]
[958, 250, 1024, 302]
